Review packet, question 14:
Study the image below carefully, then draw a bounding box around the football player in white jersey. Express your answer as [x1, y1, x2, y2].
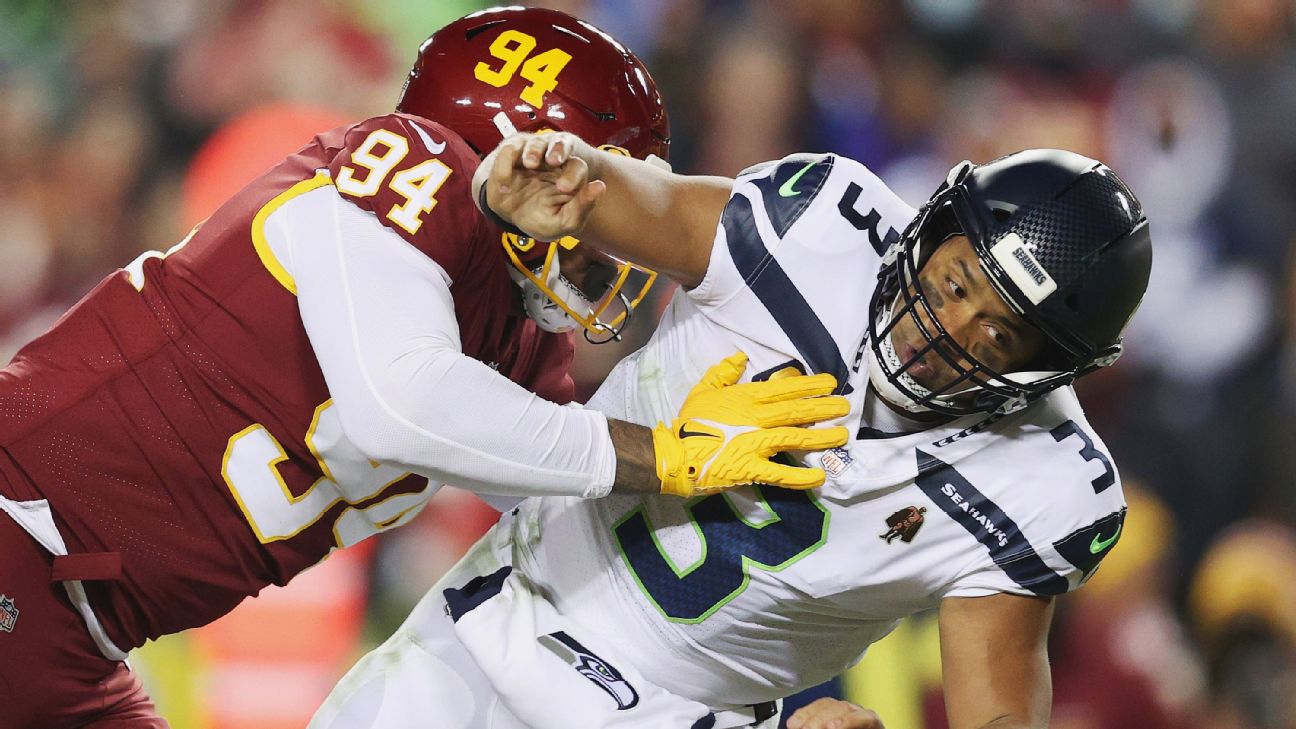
[308, 134, 1150, 729]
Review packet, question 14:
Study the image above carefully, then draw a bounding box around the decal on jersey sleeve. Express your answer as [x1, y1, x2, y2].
[721, 194, 852, 394]
[749, 153, 835, 238]
[915, 450, 1070, 596]
[539, 631, 640, 711]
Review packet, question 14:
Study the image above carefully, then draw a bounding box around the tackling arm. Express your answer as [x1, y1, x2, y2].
[287, 190, 848, 499]
[289, 193, 624, 499]
[475, 132, 733, 288]
[937, 593, 1055, 729]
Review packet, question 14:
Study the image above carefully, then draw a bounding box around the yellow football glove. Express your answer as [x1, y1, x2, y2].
[653, 352, 851, 497]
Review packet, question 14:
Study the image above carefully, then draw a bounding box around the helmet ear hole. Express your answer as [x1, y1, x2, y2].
[464, 20, 505, 40]
[992, 208, 1013, 223]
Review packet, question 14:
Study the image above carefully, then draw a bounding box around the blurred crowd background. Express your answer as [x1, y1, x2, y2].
[3, 0, 1296, 727]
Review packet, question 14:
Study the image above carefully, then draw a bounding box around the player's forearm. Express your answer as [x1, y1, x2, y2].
[606, 419, 661, 494]
[579, 148, 732, 288]
[939, 594, 1053, 729]
[293, 199, 619, 500]
[477, 133, 733, 288]
[325, 317, 670, 500]
[342, 350, 620, 499]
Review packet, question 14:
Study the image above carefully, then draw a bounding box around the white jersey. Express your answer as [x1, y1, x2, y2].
[517, 153, 1128, 708]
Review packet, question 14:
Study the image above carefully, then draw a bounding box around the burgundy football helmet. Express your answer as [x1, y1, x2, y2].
[397, 6, 670, 341]
[398, 6, 669, 158]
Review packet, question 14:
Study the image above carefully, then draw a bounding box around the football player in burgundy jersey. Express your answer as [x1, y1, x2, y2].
[0, 8, 850, 728]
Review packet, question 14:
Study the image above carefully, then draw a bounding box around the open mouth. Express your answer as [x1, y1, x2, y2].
[900, 342, 938, 385]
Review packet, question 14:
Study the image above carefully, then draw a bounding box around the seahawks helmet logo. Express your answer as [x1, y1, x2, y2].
[539, 631, 640, 710]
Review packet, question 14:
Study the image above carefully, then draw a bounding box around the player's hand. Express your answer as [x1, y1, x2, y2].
[479, 132, 604, 241]
[652, 352, 850, 497]
[786, 698, 885, 729]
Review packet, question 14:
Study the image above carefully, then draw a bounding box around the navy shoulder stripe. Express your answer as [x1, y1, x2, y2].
[915, 450, 1069, 596]
[749, 153, 834, 239]
[722, 194, 851, 395]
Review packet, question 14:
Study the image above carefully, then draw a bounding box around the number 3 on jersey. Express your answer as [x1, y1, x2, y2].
[1050, 420, 1115, 493]
[614, 486, 829, 623]
[336, 128, 452, 235]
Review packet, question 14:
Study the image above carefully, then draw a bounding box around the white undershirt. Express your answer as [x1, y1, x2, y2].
[276, 186, 616, 499]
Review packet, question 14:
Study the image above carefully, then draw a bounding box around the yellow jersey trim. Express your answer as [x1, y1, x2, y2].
[251, 170, 333, 296]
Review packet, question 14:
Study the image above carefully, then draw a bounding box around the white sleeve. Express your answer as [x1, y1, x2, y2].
[687, 153, 910, 313]
[933, 408, 1128, 600]
[685, 154, 835, 309]
[276, 188, 617, 499]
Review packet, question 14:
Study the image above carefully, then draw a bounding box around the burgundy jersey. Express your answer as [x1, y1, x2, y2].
[0, 113, 573, 651]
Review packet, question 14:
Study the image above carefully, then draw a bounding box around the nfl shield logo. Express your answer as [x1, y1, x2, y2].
[819, 447, 855, 479]
[0, 595, 17, 633]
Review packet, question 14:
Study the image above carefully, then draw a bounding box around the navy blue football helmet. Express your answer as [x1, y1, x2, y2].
[866, 149, 1153, 416]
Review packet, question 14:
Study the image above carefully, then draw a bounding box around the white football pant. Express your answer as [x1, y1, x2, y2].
[309, 511, 778, 729]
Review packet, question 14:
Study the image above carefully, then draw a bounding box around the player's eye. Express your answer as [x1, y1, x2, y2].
[948, 279, 966, 299]
[986, 325, 1010, 349]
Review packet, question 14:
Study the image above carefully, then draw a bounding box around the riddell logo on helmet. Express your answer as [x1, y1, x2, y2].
[990, 233, 1057, 305]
